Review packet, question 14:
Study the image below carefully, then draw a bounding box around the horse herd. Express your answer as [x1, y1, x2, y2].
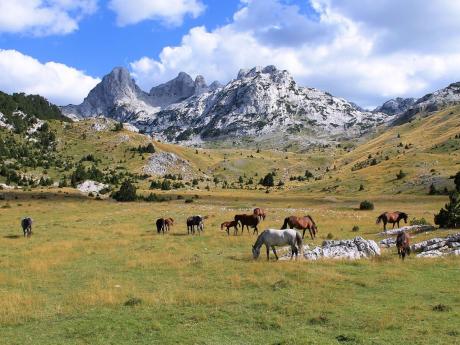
[20, 210, 411, 260]
[153, 209, 412, 260]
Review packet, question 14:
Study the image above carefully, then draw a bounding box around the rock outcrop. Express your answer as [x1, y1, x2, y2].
[378, 225, 435, 236]
[374, 97, 416, 115]
[411, 233, 460, 257]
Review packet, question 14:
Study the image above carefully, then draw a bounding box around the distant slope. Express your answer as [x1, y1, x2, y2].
[312, 105, 460, 195]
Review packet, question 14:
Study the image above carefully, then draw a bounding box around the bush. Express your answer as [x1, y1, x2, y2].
[359, 200, 374, 210]
[112, 180, 137, 202]
[260, 173, 274, 187]
[352, 225, 360, 232]
[326, 233, 334, 239]
[185, 198, 194, 203]
[434, 192, 460, 228]
[410, 217, 430, 226]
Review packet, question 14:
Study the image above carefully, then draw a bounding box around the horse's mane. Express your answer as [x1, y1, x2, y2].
[253, 230, 267, 248]
[306, 215, 316, 226]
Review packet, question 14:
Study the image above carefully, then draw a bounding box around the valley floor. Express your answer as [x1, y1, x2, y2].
[0, 190, 459, 345]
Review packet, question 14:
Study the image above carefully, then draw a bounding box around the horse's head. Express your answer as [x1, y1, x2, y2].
[252, 245, 260, 259]
[401, 213, 408, 223]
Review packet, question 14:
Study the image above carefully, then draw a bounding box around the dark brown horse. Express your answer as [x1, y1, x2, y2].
[396, 232, 411, 260]
[21, 217, 33, 237]
[253, 208, 266, 221]
[221, 220, 239, 236]
[187, 215, 205, 235]
[281, 215, 317, 240]
[234, 214, 260, 235]
[376, 211, 408, 231]
[156, 218, 166, 234]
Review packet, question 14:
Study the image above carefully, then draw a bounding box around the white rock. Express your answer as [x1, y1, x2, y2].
[77, 180, 108, 194]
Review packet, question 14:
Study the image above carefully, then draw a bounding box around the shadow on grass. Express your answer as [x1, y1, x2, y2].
[170, 233, 188, 237]
[227, 255, 252, 262]
[3, 234, 22, 239]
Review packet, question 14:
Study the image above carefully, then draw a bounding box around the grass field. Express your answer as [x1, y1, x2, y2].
[1, 189, 459, 344]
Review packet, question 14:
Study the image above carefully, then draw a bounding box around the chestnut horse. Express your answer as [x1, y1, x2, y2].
[376, 211, 408, 231]
[164, 217, 174, 232]
[221, 220, 239, 236]
[281, 215, 317, 240]
[253, 208, 266, 221]
[396, 232, 411, 260]
[234, 214, 260, 235]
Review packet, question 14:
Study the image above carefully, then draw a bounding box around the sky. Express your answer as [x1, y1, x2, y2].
[0, 0, 460, 108]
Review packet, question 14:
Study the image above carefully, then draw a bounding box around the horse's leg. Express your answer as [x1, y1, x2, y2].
[253, 225, 258, 235]
[309, 228, 314, 240]
[271, 246, 279, 260]
[266, 245, 270, 261]
[302, 229, 306, 239]
[383, 220, 387, 231]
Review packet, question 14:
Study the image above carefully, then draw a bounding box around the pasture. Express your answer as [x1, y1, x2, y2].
[0, 189, 459, 344]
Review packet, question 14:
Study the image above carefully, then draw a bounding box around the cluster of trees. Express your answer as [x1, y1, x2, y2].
[434, 171, 460, 228]
[289, 170, 314, 182]
[131, 143, 155, 154]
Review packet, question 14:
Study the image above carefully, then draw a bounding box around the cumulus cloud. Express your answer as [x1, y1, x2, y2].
[108, 0, 205, 27]
[130, 0, 460, 108]
[0, 49, 100, 105]
[0, 0, 97, 36]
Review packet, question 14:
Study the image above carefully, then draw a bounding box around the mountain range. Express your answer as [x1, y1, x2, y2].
[57, 66, 460, 146]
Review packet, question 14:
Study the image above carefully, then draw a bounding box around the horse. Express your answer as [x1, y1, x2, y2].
[253, 208, 266, 221]
[252, 229, 303, 261]
[376, 211, 408, 231]
[187, 215, 205, 235]
[396, 232, 411, 260]
[281, 215, 318, 240]
[234, 214, 260, 235]
[21, 217, 33, 237]
[221, 221, 239, 236]
[164, 217, 174, 232]
[156, 218, 166, 234]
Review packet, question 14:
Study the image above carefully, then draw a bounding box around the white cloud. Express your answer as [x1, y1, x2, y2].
[0, 0, 97, 36]
[108, 0, 205, 27]
[0, 49, 100, 105]
[130, 0, 460, 108]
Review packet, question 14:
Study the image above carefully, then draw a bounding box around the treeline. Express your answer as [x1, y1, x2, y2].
[0, 92, 68, 132]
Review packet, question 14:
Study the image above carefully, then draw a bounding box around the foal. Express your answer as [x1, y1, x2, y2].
[221, 221, 239, 236]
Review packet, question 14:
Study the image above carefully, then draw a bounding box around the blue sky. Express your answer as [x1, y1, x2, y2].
[1, 0, 460, 107]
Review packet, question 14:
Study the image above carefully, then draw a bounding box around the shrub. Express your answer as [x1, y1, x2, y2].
[434, 192, 460, 228]
[352, 225, 360, 232]
[359, 184, 364, 191]
[112, 180, 137, 202]
[113, 122, 123, 131]
[260, 173, 274, 187]
[359, 200, 374, 210]
[326, 233, 334, 239]
[410, 217, 430, 226]
[185, 198, 194, 203]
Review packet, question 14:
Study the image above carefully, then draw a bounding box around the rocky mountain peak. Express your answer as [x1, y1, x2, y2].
[374, 97, 416, 115]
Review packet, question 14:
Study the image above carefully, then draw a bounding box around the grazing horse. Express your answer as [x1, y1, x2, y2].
[221, 221, 239, 236]
[234, 214, 260, 235]
[187, 215, 205, 235]
[253, 208, 266, 221]
[21, 217, 33, 237]
[164, 218, 174, 232]
[281, 215, 318, 240]
[252, 229, 303, 261]
[376, 211, 408, 231]
[156, 218, 166, 234]
[396, 232, 411, 260]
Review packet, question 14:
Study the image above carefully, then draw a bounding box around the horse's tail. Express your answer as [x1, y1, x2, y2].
[281, 217, 289, 229]
[295, 231, 304, 258]
[220, 223, 225, 230]
[376, 214, 383, 224]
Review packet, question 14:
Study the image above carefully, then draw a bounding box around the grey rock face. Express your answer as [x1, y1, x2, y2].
[61, 67, 157, 122]
[378, 225, 435, 236]
[149, 72, 209, 107]
[393, 82, 460, 125]
[374, 97, 416, 115]
[411, 233, 460, 257]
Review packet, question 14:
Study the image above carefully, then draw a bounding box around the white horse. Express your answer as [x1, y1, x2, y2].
[252, 229, 303, 260]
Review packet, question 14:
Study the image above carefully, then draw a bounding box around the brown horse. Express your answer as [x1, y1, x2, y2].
[396, 232, 411, 260]
[281, 215, 318, 240]
[253, 208, 266, 221]
[376, 211, 408, 231]
[221, 221, 239, 236]
[234, 214, 260, 235]
[164, 218, 174, 232]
